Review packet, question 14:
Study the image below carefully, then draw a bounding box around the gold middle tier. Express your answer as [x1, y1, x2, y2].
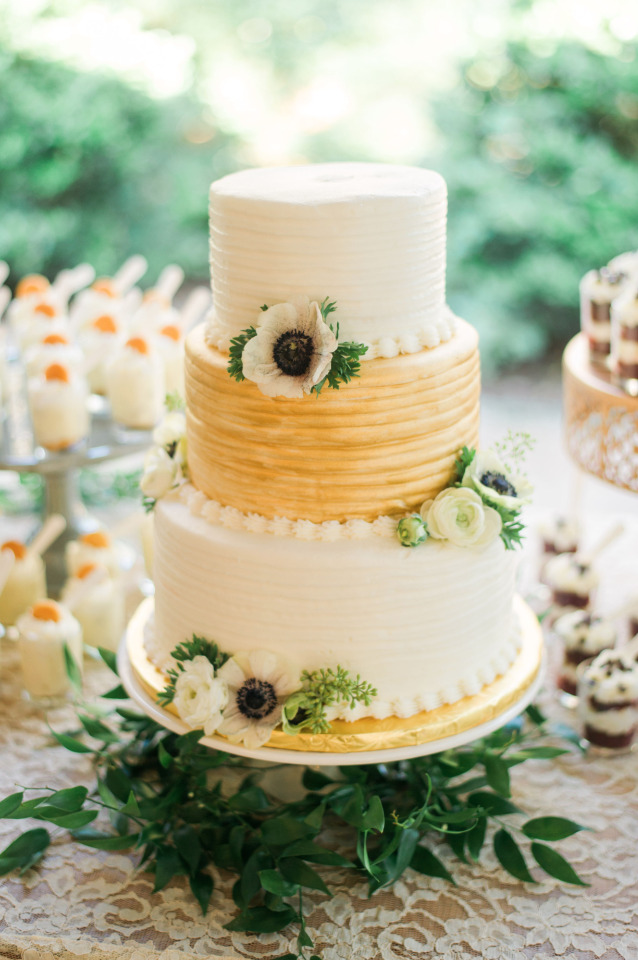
[186, 319, 480, 523]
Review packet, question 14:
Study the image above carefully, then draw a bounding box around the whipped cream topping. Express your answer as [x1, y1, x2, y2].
[545, 553, 599, 594]
[554, 610, 616, 653]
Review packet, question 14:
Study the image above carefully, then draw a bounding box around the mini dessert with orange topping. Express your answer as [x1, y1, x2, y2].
[78, 311, 125, 394]
[24, 332, 84, 379]
[0, 540, 47, 626]
[66, 528, 121, 578]
[27, 360, 89, 450]
[106, 335, 165, 428]
[8, 273, 70, 349]
[61, 561, 125, 651]
[16, 599, 83, 702]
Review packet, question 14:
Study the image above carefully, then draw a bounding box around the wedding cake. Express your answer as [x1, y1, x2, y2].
[142, 162, 536, 748]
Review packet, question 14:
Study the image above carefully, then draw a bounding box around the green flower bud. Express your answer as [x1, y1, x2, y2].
[396, 515, 429, 548]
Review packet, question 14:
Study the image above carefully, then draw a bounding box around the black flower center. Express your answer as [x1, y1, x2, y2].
[480, 471, 517, 498]
[273, 329, 314, 376]
[236, 677, 278, 720]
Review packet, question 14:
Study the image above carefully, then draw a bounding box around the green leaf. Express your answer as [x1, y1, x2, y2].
[121, 792, 141, 817]
[493, 829, 536, 883]
[157, 740, 172, 768]
[46, 787, 88, 811]
[38, 809, 97, 829]
[467, 792, 522, 816]
[259, 868, 299, 897]
[175, 825, 201, 873]
[0, 828, 50, 875]
[48, 728, 95, 754]
[484, 754, 511, 797]
[63, 642, 83, 692]
[98, 647, 119, 675]
[78, 714, 119, 744]
[227, 326, 258, 382]
[0, 792, 24, 818]
[153, 845, 188, 892]
[225, 905, 298, 933]
[362, 795, 385, 832]
[228, 786, 270, 812]
[531, 842, 589, 886]
[72, 829, 140, 850]
[446, 829, 467, 864]
[302, 768, 335, 791]
[466, 817, 487, 862]
[525, 704, 547, 727]
[101, 684, 128, 700]
[6, 797, 48, 819]
[523, 818, 588, 842]
[261, 817, 315, 847]
[508, 747, 570, 761]
[280, 840, 353, 867]
[190, 870, 214, 915]
[304, 802, 326, 832]
[410, 845, 455, 884]
[279, 858, 331, 896]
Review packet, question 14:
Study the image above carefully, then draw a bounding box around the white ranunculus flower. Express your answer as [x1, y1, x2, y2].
[241, 296, 338, 399]
[153, 411, 186, 450]
[216, 649, 300, 749]
[461, 450, 533, 512]
[173, 655, 228, 736]
[140, 446, 179, 500]
[420, 487, 502, 548]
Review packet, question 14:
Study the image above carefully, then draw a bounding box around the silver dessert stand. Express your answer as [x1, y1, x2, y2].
[0, 342, 151, 595]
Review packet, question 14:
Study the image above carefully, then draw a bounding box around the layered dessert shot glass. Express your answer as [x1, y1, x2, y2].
[27, 362, 90, 451]
[16, 599, 83, 705]
[544, 552, 599, 613]
[61, 562, 125, 652]
[610, 286, 638, 395]
[577, 649, 638, 751]
[0, 540, 46, 626]
[66, 529, 121, 579]
[580, 266, 627, 367]
[106, 336, 165, 431]
[539, 516, 579, 557]
[553, 611, 617, 696]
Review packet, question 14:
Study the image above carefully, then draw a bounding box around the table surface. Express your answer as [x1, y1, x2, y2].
[1, 634, 637, 960]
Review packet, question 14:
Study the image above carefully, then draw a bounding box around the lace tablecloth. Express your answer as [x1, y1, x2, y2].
[0, 637, 637, 960]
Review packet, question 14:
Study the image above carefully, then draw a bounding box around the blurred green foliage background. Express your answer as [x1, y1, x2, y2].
[1, 1, 638, 371]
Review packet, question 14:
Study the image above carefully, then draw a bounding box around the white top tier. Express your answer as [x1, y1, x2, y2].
[206, 162, 449, 357]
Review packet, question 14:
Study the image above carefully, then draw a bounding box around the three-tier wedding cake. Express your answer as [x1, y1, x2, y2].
[141, 162, 536, 748]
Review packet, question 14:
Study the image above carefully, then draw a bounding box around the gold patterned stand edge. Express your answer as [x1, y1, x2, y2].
[563, 332, 638, 492]
[124, 594, 543, 754]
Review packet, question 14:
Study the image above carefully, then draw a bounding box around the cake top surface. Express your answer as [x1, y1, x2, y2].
[210, 162, 446, 206]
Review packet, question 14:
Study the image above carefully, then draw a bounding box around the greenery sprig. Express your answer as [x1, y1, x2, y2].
[282, 666, 378, 735]
[494, 430, 535, 475]
[227, 326, 258, 382]
[165, 390, 185, 413]
[0, 649, 589, 960]
[454, 445, 476, 483]
[157, 635, 229, 706]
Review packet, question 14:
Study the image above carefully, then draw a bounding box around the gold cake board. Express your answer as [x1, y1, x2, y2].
[119, 595, 544, 766]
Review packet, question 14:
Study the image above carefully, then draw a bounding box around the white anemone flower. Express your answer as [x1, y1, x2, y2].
[216, 650, 300, 748]
[420, 487, 502, 548]
[241, 296, 338, 399]
[461, 450, 533, 512]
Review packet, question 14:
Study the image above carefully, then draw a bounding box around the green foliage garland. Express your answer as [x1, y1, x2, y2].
[0, 649, 589, 959]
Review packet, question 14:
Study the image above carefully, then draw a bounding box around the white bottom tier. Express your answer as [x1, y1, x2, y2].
[149, 495, 520, 720]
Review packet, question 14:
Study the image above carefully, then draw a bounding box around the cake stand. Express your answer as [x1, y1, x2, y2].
[118, 595, 545, 766]
[0, 355, 151, 594]
[563, 332, 638, 492]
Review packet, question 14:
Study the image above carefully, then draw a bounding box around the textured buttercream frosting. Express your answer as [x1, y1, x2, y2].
[148, 495, 520, 720]
[205, 162, 447, 353]
[186, 317, 480, 523]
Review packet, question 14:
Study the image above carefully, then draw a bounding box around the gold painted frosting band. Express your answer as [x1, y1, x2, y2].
[185, 318, 481, 523]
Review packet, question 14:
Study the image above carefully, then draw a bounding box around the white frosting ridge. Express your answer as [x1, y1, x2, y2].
[149, 496, 520, 720]
[206, 163, 447, 351]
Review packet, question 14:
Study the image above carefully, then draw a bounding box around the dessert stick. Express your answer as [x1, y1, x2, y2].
[113, 255, 148, 295]
[577, 522, 625, 566]
[154, 265, 184, 302]
[178, 287, 211, 332]
[29, 514, 67, 557]
[0, 286, 11, 320]
[0, 261, 8, 286]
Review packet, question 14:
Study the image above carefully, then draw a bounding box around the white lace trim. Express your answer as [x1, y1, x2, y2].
[177, 483, 398, 540]
[204, 306, 459, 360]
